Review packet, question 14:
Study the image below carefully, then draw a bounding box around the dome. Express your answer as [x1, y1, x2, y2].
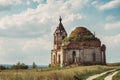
[70, 27, 93, 37]
[63, 27, 100, 42]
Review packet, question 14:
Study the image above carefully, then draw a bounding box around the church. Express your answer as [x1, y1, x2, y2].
[51, 17, 106, 67]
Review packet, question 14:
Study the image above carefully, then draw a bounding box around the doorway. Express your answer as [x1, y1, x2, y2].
[58, 55, 61, 64]
[72, 51, 76, 63]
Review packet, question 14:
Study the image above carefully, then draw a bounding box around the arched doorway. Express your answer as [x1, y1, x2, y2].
[72, 51, 76, 63]
[58, 55, 61, 64]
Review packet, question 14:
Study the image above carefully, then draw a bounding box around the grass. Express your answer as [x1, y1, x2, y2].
[73, 66, 115, 80]
[113, 71, 120, 80]
[107, 62, 120, 66]
[93, 66, 120, 80]
[0, 65, 118, 80]
[93, 70, 115, 80]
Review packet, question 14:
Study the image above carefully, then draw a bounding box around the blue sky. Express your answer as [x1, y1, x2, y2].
[0, 0, 120, 65]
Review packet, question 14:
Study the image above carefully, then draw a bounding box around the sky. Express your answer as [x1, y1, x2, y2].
[0, 0, 120, 65]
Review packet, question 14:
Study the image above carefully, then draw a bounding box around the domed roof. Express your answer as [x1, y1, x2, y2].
[70, 27, 93, 37]
[63, 27, 100, 42]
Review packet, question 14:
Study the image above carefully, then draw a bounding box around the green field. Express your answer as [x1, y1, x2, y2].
[93, 70, 116, 80]
[113, 71, 120, 80]
[0, 65, 119, 80]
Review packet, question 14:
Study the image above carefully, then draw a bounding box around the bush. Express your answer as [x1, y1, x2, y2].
[11, 62, 28, 69]
[63, 37, 73, 42]
[0, 66, 7, 70]
[63, 34, 100, 42]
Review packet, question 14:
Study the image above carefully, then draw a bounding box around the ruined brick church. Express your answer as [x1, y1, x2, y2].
[51, 17, 106, 67]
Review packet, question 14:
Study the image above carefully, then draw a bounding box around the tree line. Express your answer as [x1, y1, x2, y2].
[0, 62, 37, 70]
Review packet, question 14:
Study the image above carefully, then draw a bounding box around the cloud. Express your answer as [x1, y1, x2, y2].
[0, 5, 11, 11]
[22, 36, 52, 51]
[0, 37, 51, 64]
[0, 0, 22, 11]
[104, 21, 120, 30]
[106, 15, 115, 21]
[91, 0, 98, 5]
[0, 46, 6, 55]
[26, 0, 31, 5]
[0, 8, 53, 37]
[0, 0, 87, 38]
[99, 34, 120, 48]
[99, 0, 120, 10]
[64, 14, 82, 23]
[33, 0, 45, 3]
[0, 0, 22, 6]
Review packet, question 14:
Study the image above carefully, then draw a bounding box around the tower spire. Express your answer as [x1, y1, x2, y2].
[59, 16, 62, 23]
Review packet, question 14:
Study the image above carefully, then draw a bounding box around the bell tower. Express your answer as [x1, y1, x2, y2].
[53, 16, 67, 50]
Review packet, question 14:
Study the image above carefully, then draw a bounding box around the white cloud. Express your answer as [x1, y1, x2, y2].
[0, 0, 22, 6]
[0, 0, 22, 11]
[63, 13, 82, 24]
[0, 0, 87, 36]
[0, 38, 8, 56]
[99, 34, 120, 48]
[0, 37, 51, 64]
[99, 0, 120, 10]
[104, 21, 120, 30]
[26, 0, 30, 5]
[22, 36, 52, 51]
[91, 0, 99, 5]
[0, 46, 6, 55]
[0, 38, 5, 44]
[33, 0, 45, 3]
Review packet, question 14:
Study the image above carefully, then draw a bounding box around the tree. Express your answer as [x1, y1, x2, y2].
[0, 66, 6, 70]
[32, 62, 37, 68]
[11, 62, 28, 69]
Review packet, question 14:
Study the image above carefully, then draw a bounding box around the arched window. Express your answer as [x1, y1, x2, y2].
[62, 36, 65, 40]
[53, 55, 56, 64]
[54, 36, 56, 44]
[72, 51, 76, 63]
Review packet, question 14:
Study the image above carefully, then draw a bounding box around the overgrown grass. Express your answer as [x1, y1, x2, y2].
[0, 65, 118, 80]
[107, 62, 120, 66]
[93, 71, 115, 80]
[72, 66, 115, 80]
[113, 71, 120, 80]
